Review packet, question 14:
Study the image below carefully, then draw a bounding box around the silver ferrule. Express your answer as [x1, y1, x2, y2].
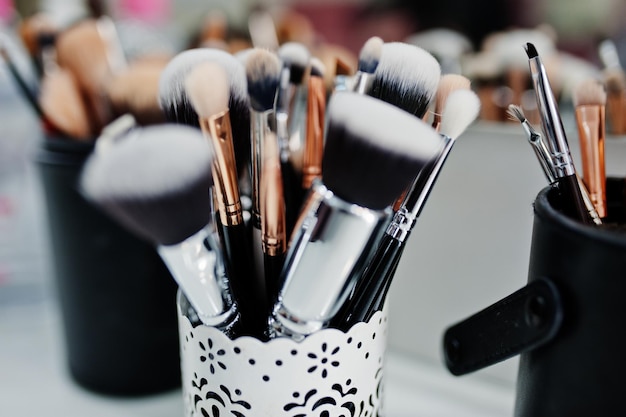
[527, 56, 576, 177]
[398, 134, 455, 228]
[250, 108, 275, 227]
[352, 71, 374, 95]
[158, 227, 237, 329]
[385, 207, 414, 242]
[270, 180, 391, 339]
[523, 121, 557, 183]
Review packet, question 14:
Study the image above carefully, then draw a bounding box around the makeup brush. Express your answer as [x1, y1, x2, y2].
[158, 48, 251, 175]
[352, 36, 383, 94]
[333, 89, 480, 330]
[302, 57, 326, 190]
[245, 47, 281, 286]
[248, 9, 279, 51]
[526, 42, 592, 224]
[269, 91, 445, 341]
[603, 69, 626, 134]
[185, 62, 267, 338]
[105, 59, 167, 125]
[573, 79, 607, 218]
[79, 124, 239, 333]
[55, 18, 118, 133]
[276, 42, 310, 236]
[368, 42, 441, 119]
[260, 131, 286, 305]
[507, 104, 603, 225]
[431, 74, 471, 131]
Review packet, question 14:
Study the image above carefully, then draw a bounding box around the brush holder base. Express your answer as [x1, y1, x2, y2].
[443, 177, 626, 416]
[36, 136, 181, 395]
[177, 290, 388, 417]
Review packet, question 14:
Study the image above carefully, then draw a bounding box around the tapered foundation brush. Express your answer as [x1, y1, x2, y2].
[158, 48, 251, 176]
[245, 47, 282, 288]
[368, 42, 441, 119]
[79, 124, 239, 334]
[185, 62, 267, 338]
[333, 89, 480, 330]
[573, 79, 607, 218]
[269, 91, 446, 341]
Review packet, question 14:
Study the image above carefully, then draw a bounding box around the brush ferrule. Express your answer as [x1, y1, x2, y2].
[352, 71, 374, 94]
[522, 121, 557, 184]
[302, 76, 325, 189]
[270, 180, 391, 339]
[200, 112, 243, 226]
[158, 227, 238, 330]
[385, 207, 414, 242]
[527, 55, 576, 178]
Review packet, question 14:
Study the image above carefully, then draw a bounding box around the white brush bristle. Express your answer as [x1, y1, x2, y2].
[435, 73, 472, 113]
[309, 57, 326, 78]
[573, 78, 607, 107]
[506, 104, 526, 123]
[185, 62, 230, 118]
[439, 89, 481, 139]
[158, 48, 247, 111]
[278, 41, 310, 68]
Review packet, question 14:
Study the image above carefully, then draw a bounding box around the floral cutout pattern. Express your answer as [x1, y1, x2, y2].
[178, 302, 388, 417]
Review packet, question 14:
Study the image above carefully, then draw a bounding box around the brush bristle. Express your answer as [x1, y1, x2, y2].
[158, 48, 251, 172]
[506, 104, 526, 123]
[309, 57, 326, 78]
[184, 61, 230, 118]
[369, 42, 441, 118]
[573, 78, 607, 107]
[358, 36, 383, 74]
[80, 124, 214, 246]
[245, 48, 281, 112]
[439, 89, 481, 139]
[524, 42, 539, 59]
[322, 92, 444, 210]
[435, 73, 472, 114]
[278, 41, 310, 84]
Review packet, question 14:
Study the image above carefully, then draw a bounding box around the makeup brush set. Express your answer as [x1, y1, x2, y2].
[79, 36, 482, 343]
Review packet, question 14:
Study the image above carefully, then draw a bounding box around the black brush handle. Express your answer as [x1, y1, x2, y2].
[264, 251, 285, 308]
[219, 220, 268, 339]
[332, 233, 403, 331]
[557, 174, 592, 225]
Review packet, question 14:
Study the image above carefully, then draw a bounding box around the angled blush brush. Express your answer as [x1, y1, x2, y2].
[333, 89, 480, 330]
[79, 124, 239, 333]
[185, 62, 267, 338]
[269, 92, 446, 341]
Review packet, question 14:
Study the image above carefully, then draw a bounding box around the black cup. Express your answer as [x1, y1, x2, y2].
[443, 178, 626, 416]
[36, 137, 181, 396]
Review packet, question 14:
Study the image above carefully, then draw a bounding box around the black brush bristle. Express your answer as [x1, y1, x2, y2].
[80, 124, 215, 246]
[245, 48, 281, 112]
[525, 42, 538, 59]
[369, 42, 441, 118]
[322, 92, 444, 210]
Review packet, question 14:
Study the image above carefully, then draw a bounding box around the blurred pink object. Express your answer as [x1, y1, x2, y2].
[0, 0, 14, 24]
[118, 0, 170, 24]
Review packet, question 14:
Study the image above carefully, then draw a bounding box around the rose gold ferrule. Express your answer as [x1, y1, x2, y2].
[575, 105, 606, 218]
[302, 76, 325, 189]
[606, 92, 626, 135]
[199, 111, 243, 226]
[261, 134, 286, 256]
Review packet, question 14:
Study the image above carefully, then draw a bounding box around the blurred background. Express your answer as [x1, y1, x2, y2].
[2, 0, 626, 415]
